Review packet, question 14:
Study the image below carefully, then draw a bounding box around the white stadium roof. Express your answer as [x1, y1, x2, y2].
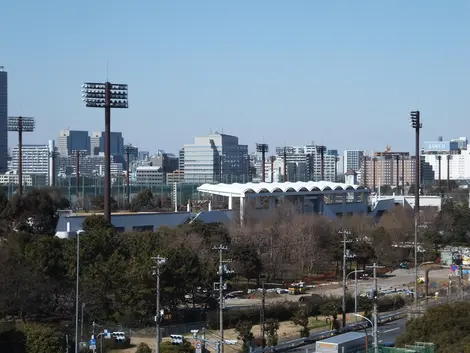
[197, 181, 366, 197]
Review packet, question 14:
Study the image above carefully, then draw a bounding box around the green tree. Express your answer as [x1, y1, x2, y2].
[131, 189, 156, 212]
[396, 301, 470, 353]
[291, 308, 309, 337]
[231, 243, 263, 283]
[235, 321, 254, 353]
[264, 318, 279, 347]
[23, 323, 64, 353]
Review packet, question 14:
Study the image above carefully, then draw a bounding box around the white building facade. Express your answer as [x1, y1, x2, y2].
[10, 144, 50, 175]
[182, 132, 250, 184]
[343, 150, 364, 172]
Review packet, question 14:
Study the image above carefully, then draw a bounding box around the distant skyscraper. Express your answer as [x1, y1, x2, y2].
[343, 150, 364, 172]
[183, 132, 249, 183]
[0, 67, 7, 172]
[93, 131, 124, 157]
[90, 131, 101, 155]
[57, 129, 90, 156]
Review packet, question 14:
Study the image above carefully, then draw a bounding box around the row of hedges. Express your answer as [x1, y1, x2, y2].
[206, 294, 410, 330]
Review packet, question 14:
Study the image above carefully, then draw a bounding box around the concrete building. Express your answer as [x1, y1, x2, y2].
[274, 145, 338, 182]
[0, 170, 47, 187]
[135, 166, 165, 186]
[10, 144, 50, 175]
[56, 155, 122, 177]
[90, 132, 101, 155]
[183, 132, 250, 184]
[361, 153, 434, 190]
[343, 150, 364, 172]
[151, 150, 179, 175]
[166, 170, 185, 185]
[0, 67, 7, 173]
[57, 129, 90, 156]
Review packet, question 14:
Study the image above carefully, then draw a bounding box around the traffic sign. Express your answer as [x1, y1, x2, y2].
[90, 338, 96, 347]
[196, 340, 202, 353]
[451, 265, 457, 271]
[89, 344, 96, 350]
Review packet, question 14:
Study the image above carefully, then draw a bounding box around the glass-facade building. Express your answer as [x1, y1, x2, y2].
[57, 129, 90, 156]
[0, 67, 7, 172]
[183, 132, 250, 184]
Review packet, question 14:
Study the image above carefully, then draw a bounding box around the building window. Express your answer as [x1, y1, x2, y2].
[133, 225, 153, 232]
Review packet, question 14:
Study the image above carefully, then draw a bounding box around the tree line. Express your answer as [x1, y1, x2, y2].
[0, 187, 469, 352]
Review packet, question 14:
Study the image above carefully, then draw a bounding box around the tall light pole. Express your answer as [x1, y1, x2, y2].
[73, 150, 86, 201]
[447, 154, 452, 194]
[410, 110, 422, 312]
[49, 150, 59, 187]
[7, 116, 35, 196]
[75, 229, 85, 353]
[346, 269, 364, 315]
[372, 157, 377, 192]
[335, 155, 340, 182]
[395, 155, 400, 194]
[152, 255, 167, 353]
[124, 145, 137, 208]
[269, 156, 276, 183]
[366, 263, 384, 353]
[214, 244, 229, 353]
[437, 155, 442, 196]
[256, 144, 269, 182]
[316, 146, 326, 181]
[82, 82, 128, 223]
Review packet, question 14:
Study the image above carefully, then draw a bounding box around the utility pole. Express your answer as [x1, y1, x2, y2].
[260, 279, 266, 348]
[152, 255, 167, 353]
[340, 229, 351, 329]
[80, 303, 85, 341]
[213, 244, 229, 353]
[366, 263, 384, 353]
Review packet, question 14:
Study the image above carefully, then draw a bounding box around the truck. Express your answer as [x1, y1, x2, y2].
[315, 332, 372, 353]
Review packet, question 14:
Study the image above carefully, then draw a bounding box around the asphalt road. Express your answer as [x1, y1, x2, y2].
[288, 318, 407, 352]
[225, 268, 451, 308]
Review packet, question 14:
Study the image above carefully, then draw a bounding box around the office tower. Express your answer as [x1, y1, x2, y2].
[183, 132, 249, 184]
[343, 150, 364, 172]
[0, 67, 7, 172]
[90, 131, 101, 155]
[57, 129, 90, 156]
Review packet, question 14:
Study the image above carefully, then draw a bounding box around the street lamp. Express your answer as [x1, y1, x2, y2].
[124, 145, 137, 208]
[73, 150, 86, 202]
[256, 143, 269, 183]
[352, 313, 372, 351]
[339, 229, 352, 329]
[7, 116, 35, 196]
[346, 269, 364, 315]
[82, 82, 128, 223]
[75, 229, 85, 353]
[409, 110, 422, 312]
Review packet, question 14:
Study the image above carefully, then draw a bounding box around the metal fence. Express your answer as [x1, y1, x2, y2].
[129, 321, 207, 338]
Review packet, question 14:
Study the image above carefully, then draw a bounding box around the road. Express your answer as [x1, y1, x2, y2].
[288, 318, 407, 352]
[225, 268, 450, 308]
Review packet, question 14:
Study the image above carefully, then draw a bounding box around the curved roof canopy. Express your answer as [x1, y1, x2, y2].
[197, 181, 366, 197]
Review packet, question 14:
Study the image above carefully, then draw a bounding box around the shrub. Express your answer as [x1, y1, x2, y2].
[136, 342, 152, 353]
[160, 341, 195, 353]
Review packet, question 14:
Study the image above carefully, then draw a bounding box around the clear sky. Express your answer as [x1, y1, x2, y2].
[1, 0, 470, 155]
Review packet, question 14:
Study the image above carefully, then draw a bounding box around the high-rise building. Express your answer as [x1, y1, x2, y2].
[10, 144, 50, 175]
[343, 150, 364, 173]
[90, 132, 101, 155]
[0, 66, 7, 172]
[183, 132, 249, 184]
[57, 129, 90, 156]
[95, 131, 124, 156]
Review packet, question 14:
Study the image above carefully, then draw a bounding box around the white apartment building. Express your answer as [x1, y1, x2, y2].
[423, 150, 470, 180]
[135, 166, 165, 185]
[182, 132, 249, 184]
[0, 170, 47, 187]
[90, 131, 101, 155]
[343, 150, 364, 172]
[10, 144, 50, 175]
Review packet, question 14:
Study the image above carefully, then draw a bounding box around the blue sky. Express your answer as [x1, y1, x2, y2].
[1, 0, 470, 154]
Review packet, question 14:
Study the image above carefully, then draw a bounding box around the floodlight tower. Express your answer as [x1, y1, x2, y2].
[8, 116, 35, 196]
[269, 156, 276, 183]
[409, 110, 422, 312]
[124, 144, 137, 208]
[256, 143, 269, 182]
[73, 150, 86, 200]
[82, 82, 128, 222]
[437, 155, 442, 196]
[316, 146, 326, 181]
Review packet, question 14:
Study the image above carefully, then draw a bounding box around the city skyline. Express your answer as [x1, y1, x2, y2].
[2, 1, 470, 153]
